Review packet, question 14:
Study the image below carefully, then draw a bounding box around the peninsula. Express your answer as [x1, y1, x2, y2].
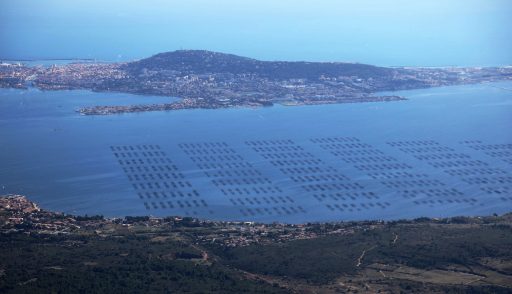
[1, 50, 511, 115]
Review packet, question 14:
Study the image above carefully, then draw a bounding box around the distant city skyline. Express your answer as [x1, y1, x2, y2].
[1, 0, 511, 66]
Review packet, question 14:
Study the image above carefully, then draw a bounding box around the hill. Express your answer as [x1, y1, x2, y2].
[124, 50, 395, 80]
[2, 50, 511, 115]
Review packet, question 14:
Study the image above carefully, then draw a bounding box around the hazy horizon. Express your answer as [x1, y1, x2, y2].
[1, 0, 511, 66]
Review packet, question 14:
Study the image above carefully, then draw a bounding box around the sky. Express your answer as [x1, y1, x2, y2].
[1, 0, 511, 66]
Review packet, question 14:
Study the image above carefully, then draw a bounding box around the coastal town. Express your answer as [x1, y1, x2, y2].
[1, 50, 511, 115]
[0, 195, 376, 247]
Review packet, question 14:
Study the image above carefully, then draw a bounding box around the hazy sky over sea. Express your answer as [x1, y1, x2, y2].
[1, 0, 511, 66]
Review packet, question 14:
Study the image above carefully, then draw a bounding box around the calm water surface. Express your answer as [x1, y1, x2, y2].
[1, 82, 511, 223]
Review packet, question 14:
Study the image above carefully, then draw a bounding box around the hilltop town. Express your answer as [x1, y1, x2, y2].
[1, 50, 511, 115]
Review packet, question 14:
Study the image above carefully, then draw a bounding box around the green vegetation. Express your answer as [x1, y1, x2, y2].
[1, 196, 511, 293]
[125, 50, 393, 80]
[213, 224, 512, 285]
[0, 234, 284, 294]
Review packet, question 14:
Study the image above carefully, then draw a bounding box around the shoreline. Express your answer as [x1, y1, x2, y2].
[1, 194, 508, 227]
[76, 95, 405, 115]
[2, 50, 511, 116]
[2, 194, 511, 292]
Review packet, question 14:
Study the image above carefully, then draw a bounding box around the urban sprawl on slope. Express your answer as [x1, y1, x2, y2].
[1, 50, 511, 115]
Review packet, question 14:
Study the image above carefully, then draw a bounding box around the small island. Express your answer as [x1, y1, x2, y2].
[1, 50, 511, 115]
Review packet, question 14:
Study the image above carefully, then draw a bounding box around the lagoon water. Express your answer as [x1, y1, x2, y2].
[1, 82, 511, 223]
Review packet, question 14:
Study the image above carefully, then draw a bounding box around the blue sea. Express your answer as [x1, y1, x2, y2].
[1, 82, 511, 223]
[1, 1, 511, 67]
